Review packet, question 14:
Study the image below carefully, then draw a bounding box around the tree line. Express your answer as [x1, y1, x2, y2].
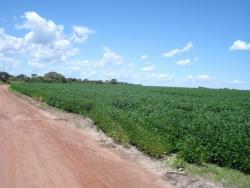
[0, 71, 131, 85]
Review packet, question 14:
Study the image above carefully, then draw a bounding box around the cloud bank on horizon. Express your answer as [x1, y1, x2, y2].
[0, 7, 249, 89]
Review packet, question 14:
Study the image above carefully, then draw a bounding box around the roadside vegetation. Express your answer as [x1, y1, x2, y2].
[165, 155, 250, 188]
[10, 81, 250, 176]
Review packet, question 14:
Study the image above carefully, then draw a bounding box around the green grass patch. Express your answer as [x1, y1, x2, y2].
[164, 155, 250, 188]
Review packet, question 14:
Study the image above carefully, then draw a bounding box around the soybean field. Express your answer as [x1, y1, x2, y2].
[11, 82, 250, 174]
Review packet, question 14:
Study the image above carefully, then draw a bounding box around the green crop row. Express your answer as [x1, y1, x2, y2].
[11, 82, 250, 173]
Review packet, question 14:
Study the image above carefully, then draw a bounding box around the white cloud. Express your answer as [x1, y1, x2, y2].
[230, 79, 244, 84]
[71, 26, 94, 43]
[0, 54, 21, 73]
[65, 47, 126, 72]
[102, 46, 123, 65]
[70, 66, 81, 70]
[128, 62, 134, 67]
[0, 28, 22, 53]
[81, 70, 96, 77]
[0, 12, 135, 81]
[197, 74, 211, 80]
[186, 75, 194, 80]
[185, 74, 212, 81]
[230, 40, 250, 51]
[133, 72, 174, 84]
[58, 46, 135, 81]
[163, 42, 193, 58]
[157, 74, 173, 80]
[107, 72, 116, 77]
[141, 54, 148, 60]
[141, 64, 155, 72]
[0, 11, 94, 70]
[176, 59, 192, 66]
[28, 61, 45, 69]
[194, 57, 200, 62]
[19, 11, 65, 45]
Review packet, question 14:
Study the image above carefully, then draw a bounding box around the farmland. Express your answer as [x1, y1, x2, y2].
[11, 82, 250, 174]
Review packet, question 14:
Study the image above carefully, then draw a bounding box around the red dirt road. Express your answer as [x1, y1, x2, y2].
[0, 85, 167, 188]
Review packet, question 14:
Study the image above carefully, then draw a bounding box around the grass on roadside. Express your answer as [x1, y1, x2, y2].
[164, 155, 250, 188]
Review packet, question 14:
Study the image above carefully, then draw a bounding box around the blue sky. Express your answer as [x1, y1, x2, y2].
[0, 0, 250, 89]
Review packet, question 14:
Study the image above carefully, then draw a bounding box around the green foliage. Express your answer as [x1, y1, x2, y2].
[164, 155, 250, 188]
[11, 83, 250, 173]
[43, 72, 66, 82]
[0, 72, 10, 82]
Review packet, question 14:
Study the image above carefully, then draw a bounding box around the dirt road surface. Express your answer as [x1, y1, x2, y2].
[0, 85, 168, 188]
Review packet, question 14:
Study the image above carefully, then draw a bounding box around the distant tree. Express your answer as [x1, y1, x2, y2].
[66, 78, 75, 82]
[96, 80, 103, 84]
[0, 72, 10, 82]
[8, 74, 16, 81]
[17, 74, 28, 80]
[83, 79, 89, 83]
[43, 72, 66, 82]
[110, 79, 118, 84]
[36, 76, 44, 82]
[198, 86, 207, 89]
[31, 74, 37, 79]
[15, 74, 30, 82]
